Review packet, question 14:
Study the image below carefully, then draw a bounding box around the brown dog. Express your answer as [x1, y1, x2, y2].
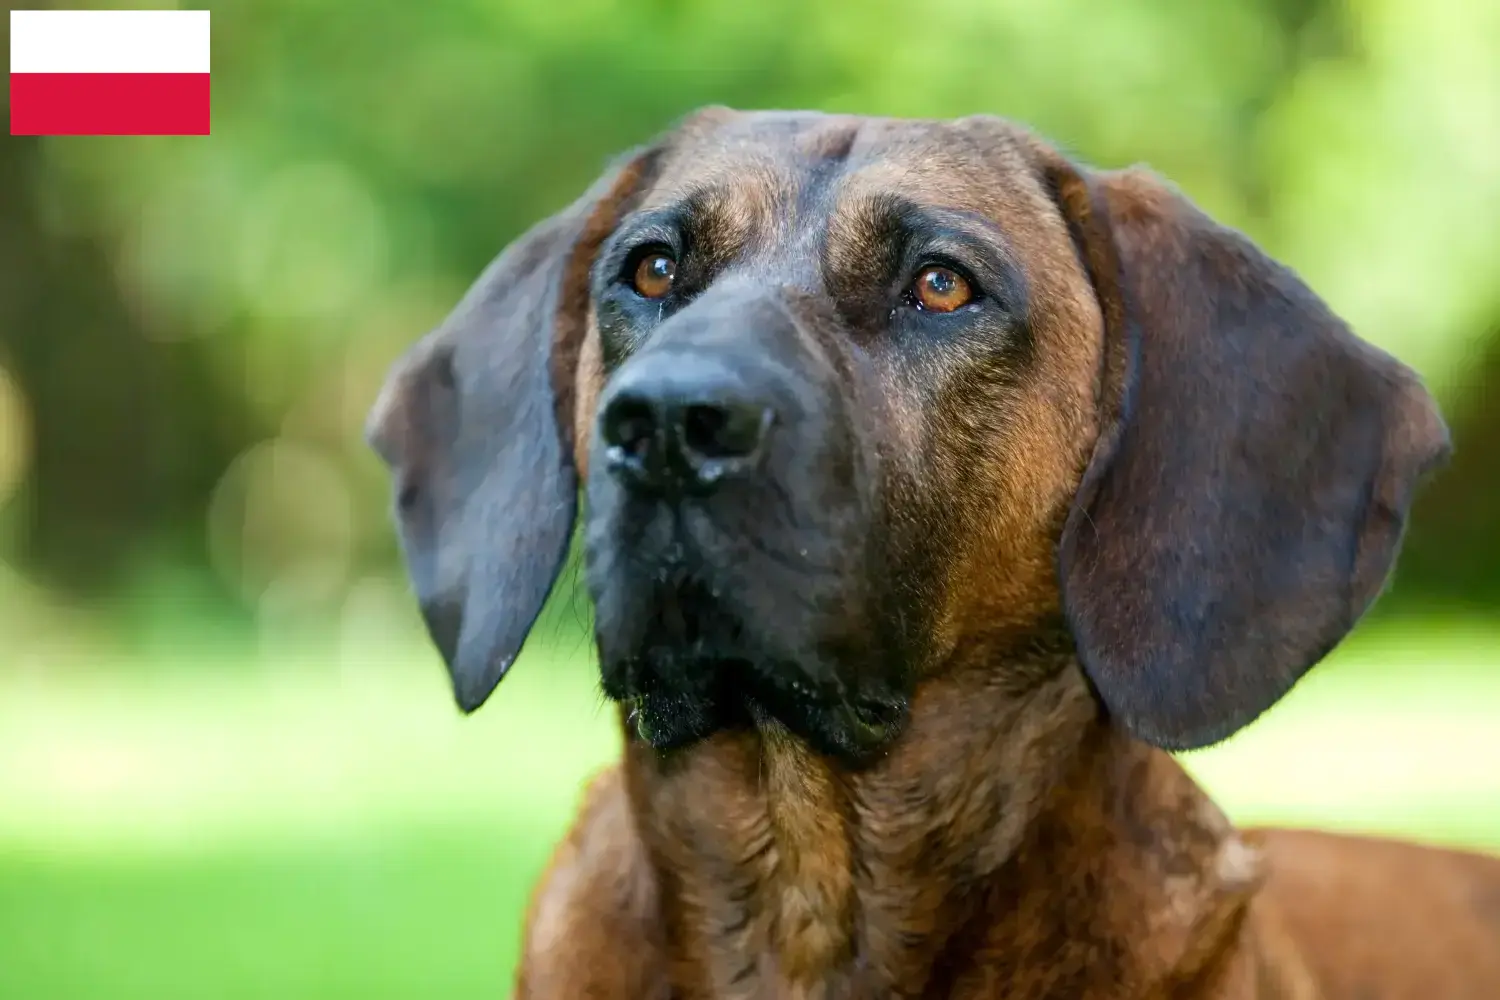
[367, 109, 1500, 998]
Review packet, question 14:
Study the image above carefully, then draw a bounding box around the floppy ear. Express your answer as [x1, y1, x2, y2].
[365, 151, 657, 712]
[1043, 157, 1451, 751]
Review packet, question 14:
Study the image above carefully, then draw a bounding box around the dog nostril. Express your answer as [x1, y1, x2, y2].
[682, 405, 729, 458]
[681, 403, 771, 461]
[602, 396, 658, 459]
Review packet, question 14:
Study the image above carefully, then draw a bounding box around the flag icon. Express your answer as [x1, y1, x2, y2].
[9, 10, 210, 136]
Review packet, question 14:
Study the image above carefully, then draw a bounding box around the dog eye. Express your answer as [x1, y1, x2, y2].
[910, 265, 973, 313]
[631, 252, 677, 299]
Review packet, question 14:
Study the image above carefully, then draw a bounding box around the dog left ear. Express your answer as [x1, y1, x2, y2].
[365, 149, 658, 712]
[1040, 153, 1451, 751]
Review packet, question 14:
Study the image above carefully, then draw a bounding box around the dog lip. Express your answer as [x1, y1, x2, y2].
[791, 690, 908, 761]
[601, 642, 909, 756]
[834, 697, 907, 755]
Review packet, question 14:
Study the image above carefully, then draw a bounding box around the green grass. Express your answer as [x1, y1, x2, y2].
[1, 830, 553, 999]
[2, 617, 1499, 998]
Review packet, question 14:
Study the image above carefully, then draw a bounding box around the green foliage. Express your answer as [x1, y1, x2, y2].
[3, 0, 1499, 623]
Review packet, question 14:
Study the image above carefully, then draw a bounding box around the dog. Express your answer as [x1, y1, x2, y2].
[366, 108, 1500, 998]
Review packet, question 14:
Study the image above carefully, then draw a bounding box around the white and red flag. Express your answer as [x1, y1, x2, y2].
[9, 9, 210, 136]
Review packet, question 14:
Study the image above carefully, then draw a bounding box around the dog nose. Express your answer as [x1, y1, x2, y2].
[599, 357, 774, 494]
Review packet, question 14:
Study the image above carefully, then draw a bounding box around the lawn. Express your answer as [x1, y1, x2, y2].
[2, 618, 1498, 998]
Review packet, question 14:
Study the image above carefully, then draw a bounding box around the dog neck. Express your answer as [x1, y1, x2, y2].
[621, 651, 1269, 999]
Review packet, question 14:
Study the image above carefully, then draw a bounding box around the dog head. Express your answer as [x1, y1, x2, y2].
[367, 109, 1449, 763]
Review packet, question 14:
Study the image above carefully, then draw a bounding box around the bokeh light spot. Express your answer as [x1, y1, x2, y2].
[0, 363, 33, 508]
[207, 438, 354, 610]
[235, 161, 389, 324]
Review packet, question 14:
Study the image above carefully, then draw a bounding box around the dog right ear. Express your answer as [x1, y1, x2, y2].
[1038, 150, 1450, 752]
[366, 149, 659, 712]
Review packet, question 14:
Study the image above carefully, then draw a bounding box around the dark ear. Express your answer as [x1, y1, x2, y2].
[366, 151, 657, 712]
[1043, 157, 1451, 751]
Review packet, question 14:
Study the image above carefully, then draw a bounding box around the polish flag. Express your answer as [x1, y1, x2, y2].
[9, 10, 210, 136]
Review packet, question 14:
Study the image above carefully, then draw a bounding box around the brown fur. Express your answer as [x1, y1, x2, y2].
[367, 108, 1500, 999]
[521, 712, 1500, 998]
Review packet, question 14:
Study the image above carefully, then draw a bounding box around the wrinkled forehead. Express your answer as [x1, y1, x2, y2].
[636, 111, 1059, 252]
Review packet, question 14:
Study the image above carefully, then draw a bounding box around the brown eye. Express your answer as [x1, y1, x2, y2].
[632, 252, 676, 299]
[911, 265, 972, 313]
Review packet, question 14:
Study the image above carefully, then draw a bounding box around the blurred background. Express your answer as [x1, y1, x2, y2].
[2, 0, 1499, 995]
